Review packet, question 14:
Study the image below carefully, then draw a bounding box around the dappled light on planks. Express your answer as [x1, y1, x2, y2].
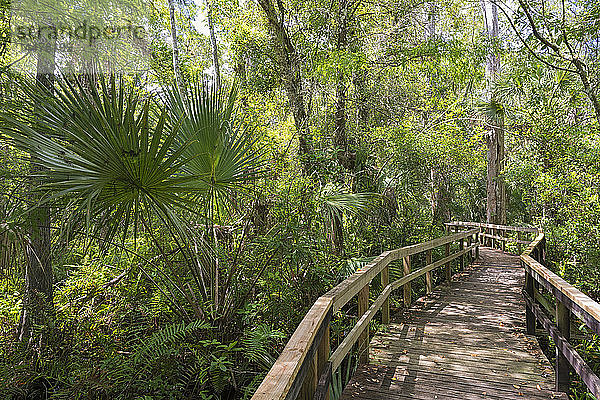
[339, 247, 568, 400]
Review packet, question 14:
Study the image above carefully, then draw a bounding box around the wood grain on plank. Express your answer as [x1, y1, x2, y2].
[339, 247, 568, 400]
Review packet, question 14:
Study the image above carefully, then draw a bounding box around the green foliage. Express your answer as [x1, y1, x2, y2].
[0, 0, 599, 398]
[163, 81, 264, 220]
[132, 319, 211, 366]
[241, 323, 285, 371]
[1, 76, 195, 243]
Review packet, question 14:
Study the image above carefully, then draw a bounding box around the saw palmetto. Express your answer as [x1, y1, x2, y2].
[1, 76, 195, 243]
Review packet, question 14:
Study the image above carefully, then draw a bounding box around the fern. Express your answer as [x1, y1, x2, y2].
[133, 319, 211, 366]
[174, 357, 209, 392]
[242, 324, 285, 371]
[241, 373, 266, 400]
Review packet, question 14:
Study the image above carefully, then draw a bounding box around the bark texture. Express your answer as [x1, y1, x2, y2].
[20, 31, 56, 346]
[257, 0, 313, 161]
[483, 1, 506, 225]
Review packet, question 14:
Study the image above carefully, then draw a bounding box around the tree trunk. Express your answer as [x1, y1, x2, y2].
[483, 1, 506, 225]
[168, 0, 183, 90]
[20, 28, 56, 347]
[351, 67, 368, 192]
[206, 0, 221, 91]
[257, 0, 313, 165]
[430, 167, 450, 225]
[334, 0, 354, 172]
[427, 1, 436, 39]
[327, 213, 344, 256]
[354, 68, 369, 133]
[486, 116, 505, 225]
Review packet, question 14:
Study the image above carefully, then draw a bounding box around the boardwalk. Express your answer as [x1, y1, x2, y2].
[340, 247, 568, 400]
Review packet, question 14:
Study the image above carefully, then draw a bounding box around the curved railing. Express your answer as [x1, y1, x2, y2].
[521, 231, 600, 397]
[251, 228, 479, 400]
[448, 221, 600, 398]
[253, 221, 600, 399]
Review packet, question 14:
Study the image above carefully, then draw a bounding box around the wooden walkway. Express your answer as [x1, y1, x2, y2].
[340, 247, 568, 400]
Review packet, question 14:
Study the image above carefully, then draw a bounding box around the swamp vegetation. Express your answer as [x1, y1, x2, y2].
[0, 0, 599, 398]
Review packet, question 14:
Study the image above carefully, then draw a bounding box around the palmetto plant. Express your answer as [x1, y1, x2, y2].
[163, 81, 264, 320]
[0, 75, 264, 322]
[2, 77, 194, 242]
[318, 183, 380, 255]
[163, 81, 263, 217]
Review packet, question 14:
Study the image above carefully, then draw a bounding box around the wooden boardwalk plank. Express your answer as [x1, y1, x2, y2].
[339, 247, 568, 400]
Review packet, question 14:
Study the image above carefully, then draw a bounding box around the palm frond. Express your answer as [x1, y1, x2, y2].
[162, 81, 265, 222]
[319, 184, 381, 220]
[477, 99, 505, 124]
[0, 75, 197, 242]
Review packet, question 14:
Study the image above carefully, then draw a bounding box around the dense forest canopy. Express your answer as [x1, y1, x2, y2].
[0, 0, 599, 398]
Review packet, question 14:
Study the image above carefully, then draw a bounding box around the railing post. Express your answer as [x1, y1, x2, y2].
[381, 265, 390, 324]
[358, 283, 369, 365]
[445, 240, 451, 284]
[467, 235, 472, 264]
[491, 227, 496, 249]
[540, 236, 547, 265]
[317, 326, 330, 400]
[425, 249, 433, 294]
[556, 300, 571, 393]
[501, 228, 506, 252]
[524, 264, 536, 335]
[403, 255, 411, 307]
[300, 350, 317, 400]
[518, 231, 523, 254]
[482, 226, 486, 247]
[475, 230, 480, 259]
[460, 237, 465, 270]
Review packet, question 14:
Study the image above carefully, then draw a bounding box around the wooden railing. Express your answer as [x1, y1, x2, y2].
[449, 221, 600, 398]
[251, 228, 479, 400]
[522, 231, 600, 397]
[445, 221, 538, 254]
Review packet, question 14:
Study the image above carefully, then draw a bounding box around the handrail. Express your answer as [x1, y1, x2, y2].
[446, 221, 538, 254]
[446, 220, 538, 232]
[252, 228, 479, 400]
[521, 232, 600, 397]
[451, 221, 600, 397]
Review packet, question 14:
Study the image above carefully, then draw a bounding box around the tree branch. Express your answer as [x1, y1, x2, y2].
[490, 0, 578, 74]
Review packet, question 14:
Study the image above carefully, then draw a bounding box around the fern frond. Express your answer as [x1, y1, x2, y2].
[133, 320, 211, 366]
[242, 324, 285, 371]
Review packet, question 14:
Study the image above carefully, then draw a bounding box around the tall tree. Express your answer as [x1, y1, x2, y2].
[482, 0, 506, 224]
[20, 24, 56, 346]
[206, 0, 221, 91]
[168, 0, 183, 89]
[333, 0, 353, 172]
[257, 0, 313, 164]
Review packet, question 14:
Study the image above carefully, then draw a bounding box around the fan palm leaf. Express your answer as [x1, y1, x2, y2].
[0, 75, 196, 242]
[319, 184, 380, 221]
[162, 81, 264, 222]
